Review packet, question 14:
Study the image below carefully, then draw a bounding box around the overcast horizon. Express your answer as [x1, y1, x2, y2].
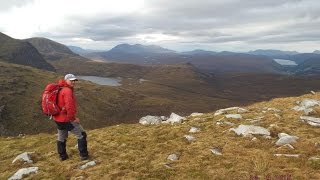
[0, 0, 319, 53]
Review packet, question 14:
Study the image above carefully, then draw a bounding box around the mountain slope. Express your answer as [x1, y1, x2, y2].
[294, 57, 320, 75]
[187, 54, 284, 74]
[0, 61, 234, 136]
[0, 32, 55, 71]
[87, 43, 181, 64]
[25, 37, 90, 62]
[2, 92, 320, 179]
[3, 56, 320, 136]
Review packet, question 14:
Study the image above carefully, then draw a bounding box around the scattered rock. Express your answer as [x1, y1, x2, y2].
[167, 154, 179, 161]
[309, 156, 320, 161]
[275, 133, 299, 146]
[139, 115, 163, 125]
[225, 114, 242, 119]
[293, 99, 320, 115]
[249, 116, 264, 123]
[300, 116, 320, 126]
[184, 135, 195, 142]
[80, 161, 96, 170]
[277, 144, 295, 150]
[164, 113, 186, 124]
[230, 125, 270, 136]
[210, 147, 222, 155]
[214, 107, 239, 116]
[189, 112, 203, 117]
[238, 108, 249, 113]
[189, 127, 200, 133]
[163, 163, 173, 169]
[216, 121, 234, 126]
[267, 108, 281, 112]
[8, 167, 38, 180]
[273, 154, 300, 158]
[311, 91, 316, 95]
[12, 152, 34, 164]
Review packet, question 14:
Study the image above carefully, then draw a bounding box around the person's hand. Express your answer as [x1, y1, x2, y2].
[74, 117, 80, 123]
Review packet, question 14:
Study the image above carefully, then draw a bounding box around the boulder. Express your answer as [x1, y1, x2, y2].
[300, 116, 320, 126]
[80, 161, 96, 170]
[230, 125, 270, 136]
[275, 133, 299, 146]
[225, 114, 242, 119]
[293, 99, 320, 115]
[214, 107, 239, 116]
[164, 113, 186, 124]
[8, 167, 38, 180]
[12, 152, 34, 164]
[139, 115, 162, 125]
[238, 108, 249, 113]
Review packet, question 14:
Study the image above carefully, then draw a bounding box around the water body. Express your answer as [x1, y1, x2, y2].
[273, 59, 297, 66]
[78, 76, 122, 86]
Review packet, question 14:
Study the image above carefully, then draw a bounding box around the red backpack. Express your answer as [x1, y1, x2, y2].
[41, 83, 61, 118]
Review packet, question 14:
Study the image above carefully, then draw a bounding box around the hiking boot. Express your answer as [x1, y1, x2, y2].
[60, 154, 69, 161]
[57, 140, 68, 161]
[80, 155, 89, 161]
[78, 133, 89, 159]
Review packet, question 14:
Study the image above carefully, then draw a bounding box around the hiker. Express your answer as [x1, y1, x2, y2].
[53, 74, 89, 161]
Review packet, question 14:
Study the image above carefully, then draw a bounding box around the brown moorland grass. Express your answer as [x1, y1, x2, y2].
[1, 92, 320, 179]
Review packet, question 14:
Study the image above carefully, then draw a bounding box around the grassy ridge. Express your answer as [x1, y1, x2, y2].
[1, 92, 320, 179]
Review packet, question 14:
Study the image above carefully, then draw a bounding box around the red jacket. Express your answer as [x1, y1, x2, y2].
[53, 80, 77, 122]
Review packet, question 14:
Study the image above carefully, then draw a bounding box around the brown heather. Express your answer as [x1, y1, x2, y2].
[1, 92, 320, 179]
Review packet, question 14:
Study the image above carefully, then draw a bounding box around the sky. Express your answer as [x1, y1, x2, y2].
[0, 0, 319, 52]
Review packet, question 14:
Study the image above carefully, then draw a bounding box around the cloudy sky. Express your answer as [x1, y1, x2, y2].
[0, 0, 319, 52]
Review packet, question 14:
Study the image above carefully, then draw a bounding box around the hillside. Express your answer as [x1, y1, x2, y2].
[187, 54, 284, 74]
[294, 57, 320, 75]
[25, 37, 90, 62]
[2, 92, 320, 179]
[3, 58, 320, 136]
[0, 61, 232, 136]
[0, 32, 54, 71]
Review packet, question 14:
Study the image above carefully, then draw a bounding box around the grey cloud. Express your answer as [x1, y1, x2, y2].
[31, 0, 320, 51]
[0, 0, 34, 11]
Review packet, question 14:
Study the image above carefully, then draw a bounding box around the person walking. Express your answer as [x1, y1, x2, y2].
[53, 74, 89, 161]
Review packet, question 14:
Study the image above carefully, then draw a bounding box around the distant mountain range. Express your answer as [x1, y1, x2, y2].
[77, 43, 284, 74]
[1, 31, 320, 75]
[68, 45, 103, 55]
[71, 44, 320, 75]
